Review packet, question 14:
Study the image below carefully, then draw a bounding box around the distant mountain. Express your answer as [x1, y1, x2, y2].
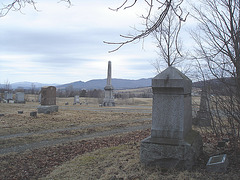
[4, 82, 59, 90]
[192, 77, 235, 88]
[57, 78, 152, 90]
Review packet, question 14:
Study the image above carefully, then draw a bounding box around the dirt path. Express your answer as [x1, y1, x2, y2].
[0, 120, 151, 155]
[0, 117, 151, 140]
[60, 105, 152, 114]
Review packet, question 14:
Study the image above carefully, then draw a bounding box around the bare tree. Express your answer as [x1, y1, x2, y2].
[150, 2, 188, 73]
[0, 0, 71, 17]
[104, 0, 188, 52]
[191, 0, 240, 151]
[4, 80, 11, 91]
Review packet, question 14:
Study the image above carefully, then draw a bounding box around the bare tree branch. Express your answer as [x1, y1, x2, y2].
[104, 0, 172, 53]
[0, 0, 71, 17]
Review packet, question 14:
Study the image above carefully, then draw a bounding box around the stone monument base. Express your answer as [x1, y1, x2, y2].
[37, 105, 59, 114]
[103, 101, 115, 106]
[140, 130, 202, 170]
[103, 99, 115, 106]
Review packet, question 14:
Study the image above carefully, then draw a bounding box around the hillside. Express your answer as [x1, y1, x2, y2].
[57, 78, 152, 90]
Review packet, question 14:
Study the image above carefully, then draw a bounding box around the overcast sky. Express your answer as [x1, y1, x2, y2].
[0, 0, 163, 84]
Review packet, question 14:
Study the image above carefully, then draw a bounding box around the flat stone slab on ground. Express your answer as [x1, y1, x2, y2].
[30, 111, 37, 117]
[206, 154, 228, 173]
[37, 105, 58, 114]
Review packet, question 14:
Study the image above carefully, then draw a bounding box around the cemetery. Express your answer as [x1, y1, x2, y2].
[1, 0, 240, 179]
[0, 68, 239, 179]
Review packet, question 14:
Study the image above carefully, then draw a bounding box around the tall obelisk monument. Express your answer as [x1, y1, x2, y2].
[103, 61, 115, 106]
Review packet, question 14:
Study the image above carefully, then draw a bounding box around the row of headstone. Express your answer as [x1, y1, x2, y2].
[1, 91, 25, 103]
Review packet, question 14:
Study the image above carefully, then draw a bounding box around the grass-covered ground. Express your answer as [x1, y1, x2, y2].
[1, 96, 239, 179]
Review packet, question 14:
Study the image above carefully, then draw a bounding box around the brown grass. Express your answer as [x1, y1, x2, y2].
[0, 97, 151, 149]
[41, 141, 239, 180]
[2, 96, 239, 180]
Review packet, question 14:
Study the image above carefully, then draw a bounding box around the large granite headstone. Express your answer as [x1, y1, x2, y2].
[103, 61, 115, 106]
[140, 67, 202, 170]
[15, 92, 25, 103]
[37, 86, 58, 114]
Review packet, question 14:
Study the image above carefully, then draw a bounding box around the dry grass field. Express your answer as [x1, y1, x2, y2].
[0, 96, 239, 179]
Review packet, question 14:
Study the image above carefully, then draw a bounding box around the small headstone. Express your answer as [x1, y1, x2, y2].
[30, 111, 37, 117]
[4, 91, 13, 101]
[74, 95, 80, 104]
[15, 92, 25, 103]
[65, 102, 69, 105]
[18, 111, 23, 114]
[206, 154, 228, 173]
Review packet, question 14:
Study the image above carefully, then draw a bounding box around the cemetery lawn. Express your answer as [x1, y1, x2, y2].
[1, 128, 240, 180]
[1, 96, 239, 179]
[0, 97, 151, 149]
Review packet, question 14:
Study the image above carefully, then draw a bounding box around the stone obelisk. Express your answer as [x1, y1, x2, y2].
[103, 61, 115, 106]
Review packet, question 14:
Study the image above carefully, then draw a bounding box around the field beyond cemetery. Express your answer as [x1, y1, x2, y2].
[0, 96, 239, 179]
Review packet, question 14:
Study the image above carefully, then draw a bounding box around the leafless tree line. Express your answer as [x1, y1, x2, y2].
[191, 0, 240, 152]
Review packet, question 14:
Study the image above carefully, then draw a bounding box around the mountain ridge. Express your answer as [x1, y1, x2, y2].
[0, 78, 152, 90]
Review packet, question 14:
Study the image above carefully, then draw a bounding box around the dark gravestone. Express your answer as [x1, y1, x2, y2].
[18, 111, 23, 114]
[38, 86, 58, 114]
[30, 111, 37, 117]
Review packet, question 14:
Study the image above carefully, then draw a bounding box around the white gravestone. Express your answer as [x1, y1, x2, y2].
[4, 91, 13, 101]
[74, 95, 80, 104]
[140, 67, 202, 170]
[15, 92, 25, 103]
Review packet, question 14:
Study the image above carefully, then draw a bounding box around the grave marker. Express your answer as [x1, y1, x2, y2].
[140, 67, 202, 170]
[194, 86, 211, 126]
[74, 95, 80, 104]
[103, 61, 115, 106]
[37, 86, 58, 114]
[206, 154, 228, 173]
[15, 92, 25, 103]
